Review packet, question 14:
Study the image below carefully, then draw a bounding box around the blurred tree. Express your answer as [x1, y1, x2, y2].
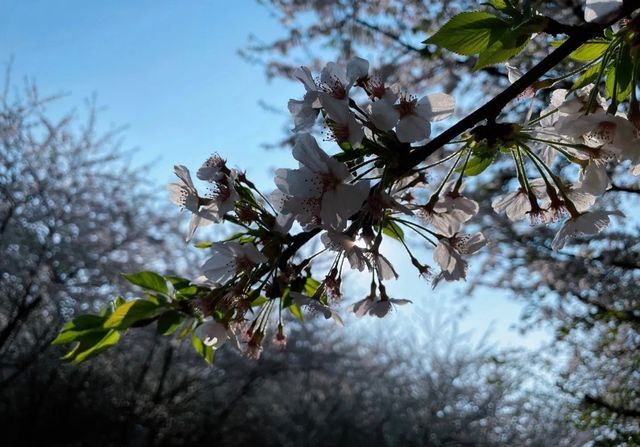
[0, 70, 187, 387]
[1, 311, 586, 447]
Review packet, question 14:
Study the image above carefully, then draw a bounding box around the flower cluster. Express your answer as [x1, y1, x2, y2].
[488, 84, 634, 249]
[55, 1, 640, 365]
[164, 56, 500, 358]
[162, 29, 640, 359]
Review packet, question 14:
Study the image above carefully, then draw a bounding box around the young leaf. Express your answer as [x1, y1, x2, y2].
[605, 45, 633, 102]
[424, 12, 509, 56]
[122, 271, 169, 295]
[61, 329, 121, 363]
[191, 331, 215, 364]
[552, 39, 610, 62]
[455, 154, 496, 176]
[474, 32, 530, 70]
[382, 220, 405, 241]
[251, 295, 269, 307]
[52, 314, 108, 345]
[570, 39, 610, 62]
[103, 299, 160, 330]
[156, 310, 185, 335]
[572, 62, 603, 89]
[304, 277, 322, 297]
[288, 303, 304, 322]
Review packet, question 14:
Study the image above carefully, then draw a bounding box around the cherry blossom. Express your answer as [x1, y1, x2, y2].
[274, 133, 370, 230]
[288, 57, 369, 134]
[418, 186, 478, 237]
[551, 210, 625, 250]
[319, 57, 369, 104]
[554, 111, 638, 195]
[491, 179, 546, 222]
[584, 0, 623, 23]
[288, 66, 321, 133]
[319, 91, 365, 148]
[347, 284, 410, 318]
[202, 241, 267, 284]
[366, 252, 398, 281]
[289, 292, 344, 326]
[321, 231, 370, 271]
[197, 153, 229, 182]
[195, 318, 239, 349]
[168, 165, 222, 241]
[370, 89, 455, 142]
[432, 232, 486, 286]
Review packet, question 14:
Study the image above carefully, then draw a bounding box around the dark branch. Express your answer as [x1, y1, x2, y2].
[584, 394, 640, 418]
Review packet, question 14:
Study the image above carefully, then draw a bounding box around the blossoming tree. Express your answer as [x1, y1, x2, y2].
[55, 0, 640, 382]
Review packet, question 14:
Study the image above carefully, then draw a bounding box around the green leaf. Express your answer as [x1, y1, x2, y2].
[103, 299, 160, 330]
[122, 271, 169, 295]
[194, 241, 213, 248]
[191, 332, 214, 364]
[165, 276, 200, 298]
[484, 0, 508, 10]
[251, 295, 269, 307]
[424, 12, 509, 56]
[61, 329, 121, 363]
[382, 220, 405, 241]
[166, 276, 192, 289]
[572, 62, 603, 89]
[52, 314, 107, 345]
[605, 45, 633, 102]
[570, 39, 609, 62]
[156, 310, 185, 335]
[455, 154, 496, 176]
[113, 296, 126, 308]
[288, 303, 304, 322]
[551, 39, 610, 62]
[482, 0, 520, 16]
[304, 277, 322, 297]
[474, 32, 530, 70]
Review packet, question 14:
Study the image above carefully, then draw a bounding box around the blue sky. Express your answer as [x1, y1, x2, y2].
[1, 0, 546, 349]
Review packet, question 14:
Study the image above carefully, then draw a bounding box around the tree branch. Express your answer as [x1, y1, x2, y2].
[279, 4, 639, 264]
[397, 7, 639, 176]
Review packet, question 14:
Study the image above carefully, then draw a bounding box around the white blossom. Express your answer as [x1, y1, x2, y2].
[319, 91, 364, 148]
[321, 231, 370, 271]
[491, 179, 546, 222]
[197, 154, 228, 182]
[347, 287, 410, 318]
[274, 134, 370, 230]
[366, 252, 398, 281]
[202, 241, 267, 284]
[418, 186, 478, 237]
[551, 210, 624, 250]
[195, 318, 239, 349]
[289, 292, 344, 326]
[370, 89, 455, 142]
[432, 232, 486, 286]
[584, 0, 623, 23]
[288, 66, 322, 132]
[168, 165, 223, 241]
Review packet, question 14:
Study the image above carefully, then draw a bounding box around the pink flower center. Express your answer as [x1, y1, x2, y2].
[585, 121, 616, 146]
[365, 77, 386, 99]
[324, 76, 347, 100]
[396, 93, 417, 117]
[327, 121, 350, 144]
